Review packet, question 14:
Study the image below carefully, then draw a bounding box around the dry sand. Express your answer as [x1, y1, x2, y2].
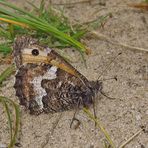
[0, 0, 148, 148]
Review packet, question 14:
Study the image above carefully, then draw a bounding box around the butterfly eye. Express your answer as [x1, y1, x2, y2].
[32, 49, 39, 56]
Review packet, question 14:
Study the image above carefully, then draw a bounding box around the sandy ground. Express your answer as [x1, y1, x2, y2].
[0, 0, 148, 148]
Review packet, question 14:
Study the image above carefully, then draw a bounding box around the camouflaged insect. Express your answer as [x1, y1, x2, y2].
[13, 36, 102, 115]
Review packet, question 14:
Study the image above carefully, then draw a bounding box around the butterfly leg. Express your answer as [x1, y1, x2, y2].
[70, 110, 81, 129]
[92, 97, 97, 127]
[70, 98, 82, 129]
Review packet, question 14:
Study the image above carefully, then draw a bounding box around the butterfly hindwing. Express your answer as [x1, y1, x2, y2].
[13, 36, 102, 115]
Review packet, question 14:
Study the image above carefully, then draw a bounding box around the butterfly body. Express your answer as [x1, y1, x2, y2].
[13, 36, 102, 115]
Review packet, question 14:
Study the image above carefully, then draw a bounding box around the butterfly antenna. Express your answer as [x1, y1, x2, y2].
[97, 52, 122, 80]
[101, 75, 118, 81]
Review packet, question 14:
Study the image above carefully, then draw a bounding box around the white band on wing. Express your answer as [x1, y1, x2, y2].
[30, 66, 57, 109]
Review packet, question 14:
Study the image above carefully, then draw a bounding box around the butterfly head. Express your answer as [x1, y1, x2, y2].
[13, 36, 52, 68]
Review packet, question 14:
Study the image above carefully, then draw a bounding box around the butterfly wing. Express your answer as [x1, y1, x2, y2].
[14, 64, 99, 114]
[13, 36, 102, 115]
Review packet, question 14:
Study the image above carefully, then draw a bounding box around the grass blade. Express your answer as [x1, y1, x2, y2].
[0, 43, 12, 55]
[0, 96, 20, 148]
[83, 108, 116, 148]
[1, 99, 13, 141]
[0, 64, 15, 84]
[0, 1, 90, 54]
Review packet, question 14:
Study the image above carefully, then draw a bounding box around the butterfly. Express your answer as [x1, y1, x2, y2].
[13, 36, 102, 115]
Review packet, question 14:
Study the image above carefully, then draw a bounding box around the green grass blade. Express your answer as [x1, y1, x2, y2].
[72, 30, 87, 40]
[8, 24, 15, 40]
[8, 98, 20, 148]
[27, 1, 38, 10]
[0, 65, 15, 84]
[0, 1, 89, 53]
[0, 14, 88, 53]
[0, 44, 12, 55]
[0, 0, 43, 22]
[1, 99, 13, 141]
[39, 0, 45, 15]
[0, 96, 20, 148]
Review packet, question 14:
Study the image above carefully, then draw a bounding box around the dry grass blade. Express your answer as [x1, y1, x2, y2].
[128, 3, 148, 10]
[119, 128, 144, 148]
[90, 31, 148, 52]
[0, 18, 29, 28]
[83, 108, 116, 148]
[52, 0, 91, 6]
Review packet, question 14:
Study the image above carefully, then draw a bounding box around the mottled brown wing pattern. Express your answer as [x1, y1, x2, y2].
[41, 68, 99, 114]
[13, 36, 102, 115]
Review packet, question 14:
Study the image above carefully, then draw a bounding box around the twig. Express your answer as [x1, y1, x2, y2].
[119, 128, 144, 148]
[90, 31, 148, 52]
[128, 3, 148, 11]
